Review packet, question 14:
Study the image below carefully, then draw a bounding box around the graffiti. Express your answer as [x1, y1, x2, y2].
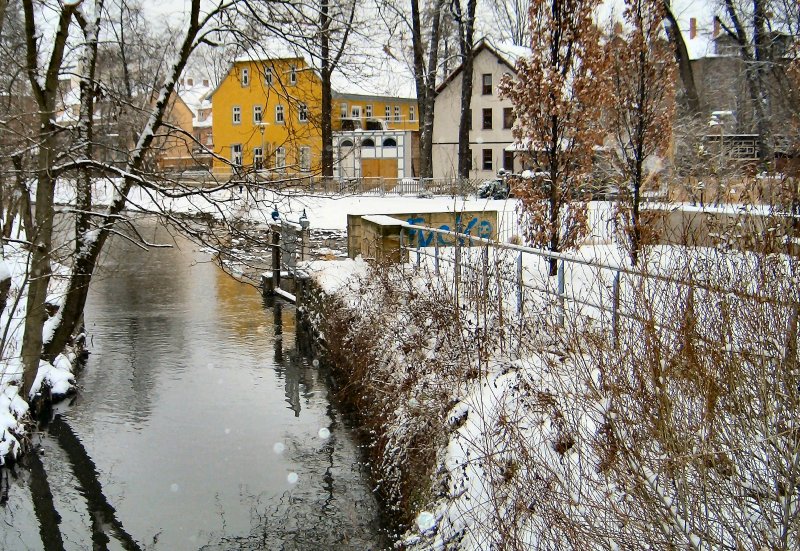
[405, 215, 493, 247]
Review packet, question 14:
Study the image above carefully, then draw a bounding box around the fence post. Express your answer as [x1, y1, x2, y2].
[272, 227, 281, 292]
[612, 270, 621, 347]
[416, 232, 421, 268]
[434, 234, 440, 275]
[482, 244, 489, 296]
[455, 228, 461, 308]
[558, 259, 566, 327]
[516, 251, 523, 314]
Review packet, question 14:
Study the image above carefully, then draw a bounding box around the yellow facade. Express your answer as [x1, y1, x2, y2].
[211, 56, 418, 175]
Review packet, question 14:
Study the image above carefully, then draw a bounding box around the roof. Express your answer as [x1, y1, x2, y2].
[436, 39, 530, 94]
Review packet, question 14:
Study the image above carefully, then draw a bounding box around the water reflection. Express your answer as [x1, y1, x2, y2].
[0, 221, 387, 550]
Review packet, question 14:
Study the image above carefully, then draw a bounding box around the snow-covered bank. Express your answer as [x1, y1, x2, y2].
[0, 243, 79, 465]
[302, 243, 800, 549]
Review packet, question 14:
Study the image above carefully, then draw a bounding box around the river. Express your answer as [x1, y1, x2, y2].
[0, 222, 388, 550]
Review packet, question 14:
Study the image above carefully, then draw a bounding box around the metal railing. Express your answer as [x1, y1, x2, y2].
[397, 221, 794, 345]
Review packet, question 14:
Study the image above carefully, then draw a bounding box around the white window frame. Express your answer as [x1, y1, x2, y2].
[394, 105, 401, 123]
[253, 147, 263, 169]
[275, 104, 285, 124]
[264, 68, 273, 85]
[340, 103, 348, 119]
[275, 146, 286, 169]
[289, 65, 297, 85]
[298, 103, 308, 122]
[409, 105, 416, 121]
[384, 105, 391, 121]
[299, 146, 311, 171]
[231, 143, 243, 166]
[241, 67, 249, 86]
[253, 105, 262, 124]
[232, 105, 241, 125]
[365, 105, 373, 117]
[351, 105, 361, 118]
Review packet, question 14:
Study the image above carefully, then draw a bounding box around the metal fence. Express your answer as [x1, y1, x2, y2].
[396, 221, 793, 345]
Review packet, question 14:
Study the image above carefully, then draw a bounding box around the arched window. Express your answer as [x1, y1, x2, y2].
[340, 139, 354, 148]
[382, 137, 397, 147]
[361, 138, 375, 147]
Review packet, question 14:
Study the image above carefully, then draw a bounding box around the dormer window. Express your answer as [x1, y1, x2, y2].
[289, 65, 297, 85]
[241, 68, 249, 87]
[264, 68, 273, 85]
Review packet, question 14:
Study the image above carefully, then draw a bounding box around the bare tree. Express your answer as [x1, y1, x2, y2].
[501, 0, 610, 274]
[488, 0, 530, 46]
[14, 0, 257, 400]
[607, 0, 676, 265]
[451, 0, 477, 181]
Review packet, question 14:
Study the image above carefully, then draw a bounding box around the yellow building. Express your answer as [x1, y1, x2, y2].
[210, 54, 418, 177]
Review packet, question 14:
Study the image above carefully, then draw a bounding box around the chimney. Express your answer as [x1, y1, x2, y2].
[203, 79, 209, 87]
[187, 78, 194, 86]
[689, 17, 697, 39]
[179, 78, 184, 86]
[713, 18, 720, 37]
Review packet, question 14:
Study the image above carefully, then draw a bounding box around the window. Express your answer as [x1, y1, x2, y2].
[232, 106, 241, 125]
[264, 68, 273, 85]
[482, 149, 492, 171]
[253, 105, 263, 124]
[340, 103, 348, 119]
[409, 105, 416, 121]
[482, 108, 492, 130]
[275, 104, 284, 124]
[482, 73, 492, 95]
[503, 150, 514, 171]
[503, 107, 514, 129]
[241, 67, 250, 86]
[394, 105, 401, 122]
[351, 105, 361, 118]
[289, 65, 297, 85]
[361, 138, 375, 147]
[253, 147, 263, 169]
[231, 143, 242, 166]
[383, 137, 397, 147]
[385, 105, 391, 121]
[299, 146, 311, 171]
[365, 105, 373, 117]
[298, 103, 308, 122]
[340, 139, 354, 148]
[275, 146, 286, 169]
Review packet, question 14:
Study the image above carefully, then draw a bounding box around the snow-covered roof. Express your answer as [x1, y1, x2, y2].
[177, 81, 213, 116]
[232, 43, 417, 100]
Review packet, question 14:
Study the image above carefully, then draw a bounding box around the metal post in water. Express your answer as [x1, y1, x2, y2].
[272, 227, 281, 292]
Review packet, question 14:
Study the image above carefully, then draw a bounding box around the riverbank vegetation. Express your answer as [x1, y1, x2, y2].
[304, 212, 800, 548]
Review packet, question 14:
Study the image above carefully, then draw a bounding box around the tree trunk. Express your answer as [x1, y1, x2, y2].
[456, 0, 477, 181]
[663, 1, 701, 116]
[411, 0, 444, 180]
[319, 0, 333, 179]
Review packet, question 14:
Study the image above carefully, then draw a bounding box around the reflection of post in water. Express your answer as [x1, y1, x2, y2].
[274, 301, 301, 417]
[23, 446, 65, 550]
[47, 415, 143, 551]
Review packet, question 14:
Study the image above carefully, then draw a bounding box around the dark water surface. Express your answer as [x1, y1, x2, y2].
[1, 224, 387, 550]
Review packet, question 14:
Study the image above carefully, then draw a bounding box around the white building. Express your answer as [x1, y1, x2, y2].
[432, 40, 530, 181]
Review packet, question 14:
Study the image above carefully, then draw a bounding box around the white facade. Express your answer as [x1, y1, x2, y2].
[432, 42, 530, 181]
[332, 129, 413, 181]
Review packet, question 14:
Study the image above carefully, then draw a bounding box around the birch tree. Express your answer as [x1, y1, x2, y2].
[500, 0, 610, 275]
